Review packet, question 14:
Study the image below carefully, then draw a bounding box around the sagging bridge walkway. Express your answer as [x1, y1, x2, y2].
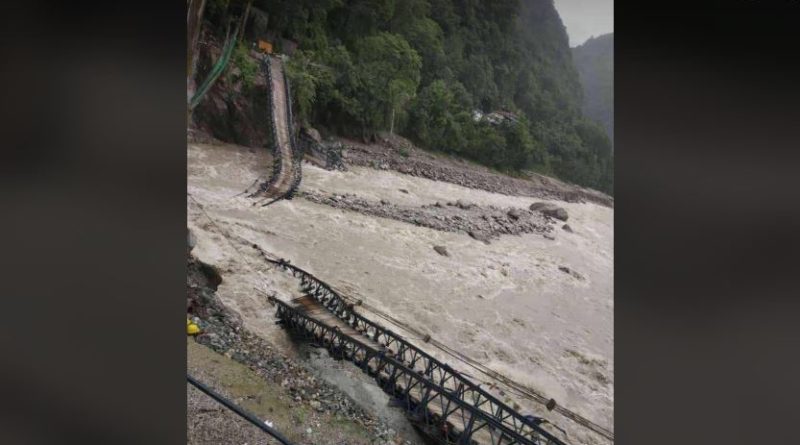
[249, 55, 303, 206]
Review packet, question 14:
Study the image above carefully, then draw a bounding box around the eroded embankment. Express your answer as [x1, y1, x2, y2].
[299, 190, 557, 242]
[187, 252, 423, 445]
[341, 135, 613, 208]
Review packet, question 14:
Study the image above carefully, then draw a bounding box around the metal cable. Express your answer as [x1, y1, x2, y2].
[189, 26, 239, 110]
[187, 374, 294, 445]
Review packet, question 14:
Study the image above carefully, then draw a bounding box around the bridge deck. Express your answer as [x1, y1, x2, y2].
[287, 295, 472, 435]
[278, 292, 563, 445]
[251, 55, 300, 203]
[265, 57, 295, 197]
[288, 295, 383, 349]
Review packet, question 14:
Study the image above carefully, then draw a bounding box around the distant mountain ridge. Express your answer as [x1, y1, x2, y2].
[572, 33, 613, 143]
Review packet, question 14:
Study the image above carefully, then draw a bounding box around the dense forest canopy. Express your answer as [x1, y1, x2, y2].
[203, 0, 613, 194]
[572, 33, 614, 144]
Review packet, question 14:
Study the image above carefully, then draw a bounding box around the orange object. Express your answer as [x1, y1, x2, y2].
[258, 40, 273, 54]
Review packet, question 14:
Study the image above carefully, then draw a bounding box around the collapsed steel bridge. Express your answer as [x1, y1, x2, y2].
[266, 259, 569, 445]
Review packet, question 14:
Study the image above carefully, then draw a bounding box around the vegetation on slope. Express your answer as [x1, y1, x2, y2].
[201, 0, 613, 194]
[572, 33, 613, 144]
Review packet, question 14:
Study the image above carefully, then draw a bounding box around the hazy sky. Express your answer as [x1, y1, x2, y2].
[553, 0, 614, 47]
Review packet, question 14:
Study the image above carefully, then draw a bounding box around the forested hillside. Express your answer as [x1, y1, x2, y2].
[572, 33, 613, 144]
[203, 0, 612, 194]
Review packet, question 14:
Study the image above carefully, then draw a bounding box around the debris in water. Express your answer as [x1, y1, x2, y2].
[558, 266, 584, 280]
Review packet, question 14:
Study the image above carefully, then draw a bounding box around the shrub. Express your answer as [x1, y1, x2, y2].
[230, 42, 258, 90]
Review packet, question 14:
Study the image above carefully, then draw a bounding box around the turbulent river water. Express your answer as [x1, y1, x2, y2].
[188, 142, 613, 445]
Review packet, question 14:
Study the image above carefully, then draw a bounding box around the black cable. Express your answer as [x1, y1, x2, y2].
[187, 374, 294, 445]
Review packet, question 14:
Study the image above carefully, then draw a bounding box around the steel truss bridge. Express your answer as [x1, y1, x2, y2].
[267, 258, 570, 445]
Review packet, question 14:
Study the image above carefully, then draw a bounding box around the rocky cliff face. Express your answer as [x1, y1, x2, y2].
[190, 32, 271, 148]
[572, 33, 614, 142]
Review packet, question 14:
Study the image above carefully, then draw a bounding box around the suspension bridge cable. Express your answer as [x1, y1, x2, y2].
[189, 22, 240, 111]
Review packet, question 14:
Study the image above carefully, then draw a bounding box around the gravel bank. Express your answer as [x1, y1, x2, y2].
[299, 190, 556, 242]
[340, 135, 613, 208]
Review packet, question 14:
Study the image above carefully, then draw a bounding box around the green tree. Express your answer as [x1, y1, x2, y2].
[407, 79, 473, 153]
[467, 122, 507, 167]
[285, 50, 334, 125]
[229, 42, 258, 90]
[239, 0, 614, 193]
[353, 32, 421, 137]
[502, 116, 545, 170]
[312, 45, 364, 135]
[395, 16, 446, 85]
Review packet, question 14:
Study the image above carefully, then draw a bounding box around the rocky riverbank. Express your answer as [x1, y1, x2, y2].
[298, 190, 561, 243]
[339, 134, 613, 208]
[187, 253, 417, 445]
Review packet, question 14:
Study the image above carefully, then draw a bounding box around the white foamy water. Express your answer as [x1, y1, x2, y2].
[188, 143, 613, 444]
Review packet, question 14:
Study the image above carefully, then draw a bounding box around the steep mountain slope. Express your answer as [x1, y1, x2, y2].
[572, 33, 613, 143]
[208, 0, 613, 193]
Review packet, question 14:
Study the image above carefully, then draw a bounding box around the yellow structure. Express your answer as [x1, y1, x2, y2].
[187, 318, 201, 335]
[258, 40, 273, 54]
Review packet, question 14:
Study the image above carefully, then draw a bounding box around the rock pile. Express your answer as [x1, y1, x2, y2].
[187, 254, 407, 444]
[300, 191, 555, 242]
[529, 202, 569, 221]
[340, 138, 614, 207]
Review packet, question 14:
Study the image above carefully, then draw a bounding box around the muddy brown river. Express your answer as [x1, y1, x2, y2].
[188, 142, 613, 445]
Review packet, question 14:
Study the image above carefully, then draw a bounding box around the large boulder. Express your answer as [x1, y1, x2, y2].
[507, 208, 523, 220]
[303, 126, 322, 143]
[187, 228, 196, 250]
[468, 230, 491, 244]
[529, 202, 569, 221]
